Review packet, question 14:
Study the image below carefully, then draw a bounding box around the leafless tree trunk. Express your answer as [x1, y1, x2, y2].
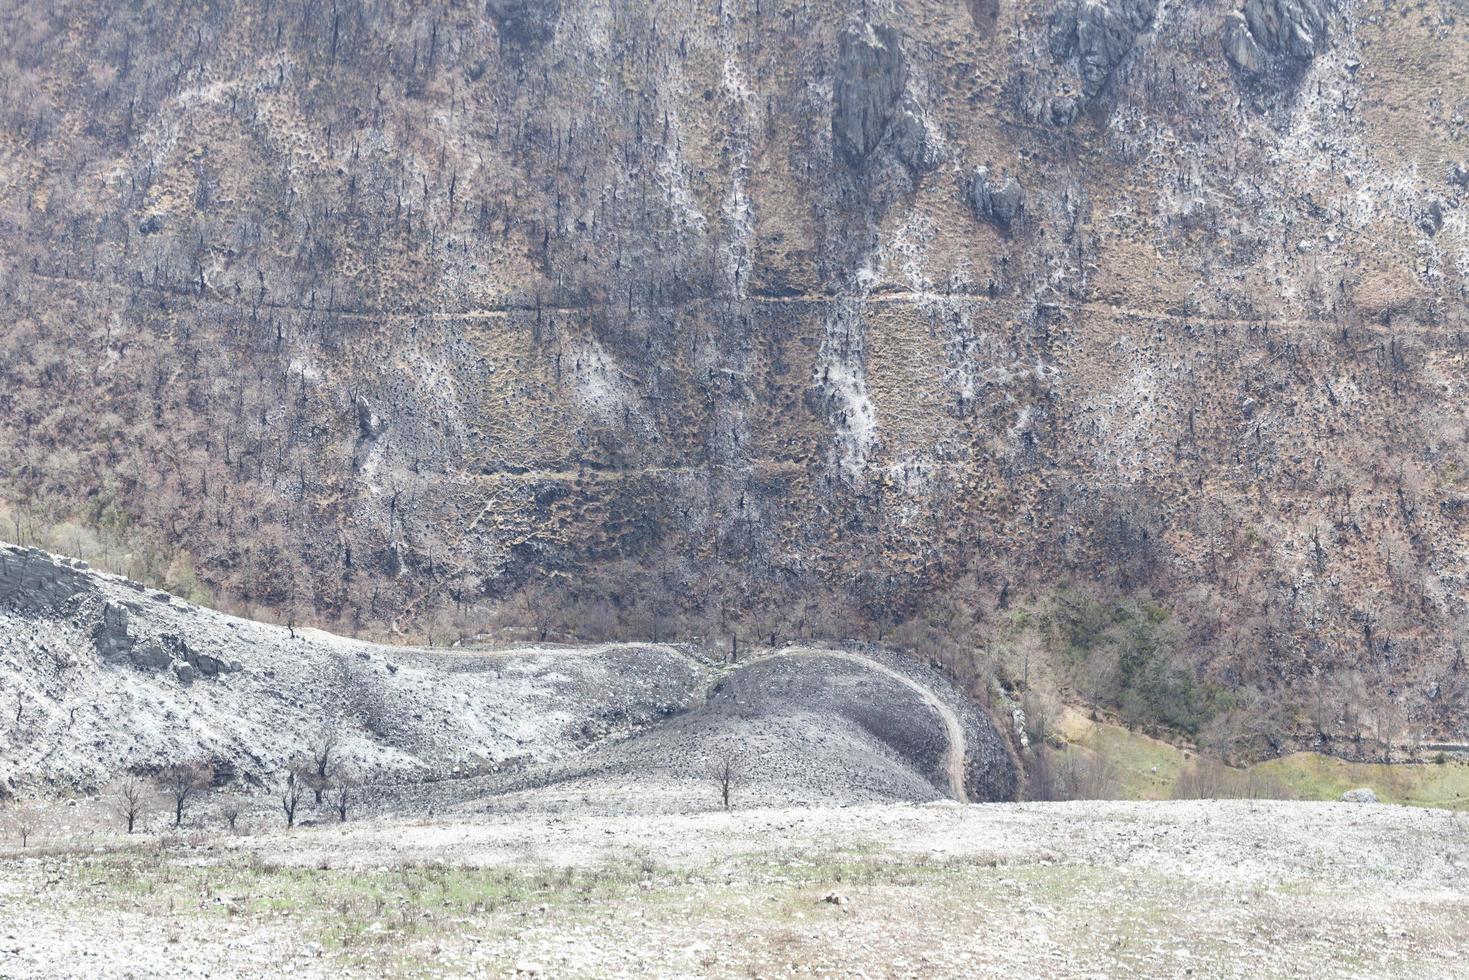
[157, 761, 212, 829]
[113, 778, 146, 833]
[707, 742, 746, 811]
[330, 772, 356, 822]
[281, 768, 305, 828]
[310, 725, 340, 803]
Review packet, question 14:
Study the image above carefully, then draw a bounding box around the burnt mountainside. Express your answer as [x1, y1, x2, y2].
[2, 0, 1469, 751]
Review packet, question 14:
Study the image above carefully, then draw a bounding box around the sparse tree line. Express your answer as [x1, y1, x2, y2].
[2, 725, 752, 846]
[0, 725, 365, 847]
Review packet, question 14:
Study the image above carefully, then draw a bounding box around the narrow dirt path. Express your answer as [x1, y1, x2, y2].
[753, 647, 970, 804]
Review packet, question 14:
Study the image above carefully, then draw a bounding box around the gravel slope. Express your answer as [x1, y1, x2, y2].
[1, 544, 1017, 806]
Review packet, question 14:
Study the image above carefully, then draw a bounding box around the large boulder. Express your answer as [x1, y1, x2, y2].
[1340, 787, 1378, 803]
[969, 166, 1025, 228]
[833, 23, 908, 167]
[889, 99, 936, 174]
[93, 601, 136, 661]
[130, 640, 171, 670]
[1223, 0, 1331, 79]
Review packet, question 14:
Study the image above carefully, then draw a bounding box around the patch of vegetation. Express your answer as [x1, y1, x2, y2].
[0, 498, 216, 607]
[1051, 709, 1469, 810]
[1253, 753, 1469, 810]
[1043, 589, 1229, 736]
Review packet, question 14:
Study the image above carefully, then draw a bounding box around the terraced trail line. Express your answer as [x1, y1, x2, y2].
[758, 647, 970, 804]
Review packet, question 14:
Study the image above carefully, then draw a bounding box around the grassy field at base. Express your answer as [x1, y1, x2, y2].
[1054, 707, 1469, 809]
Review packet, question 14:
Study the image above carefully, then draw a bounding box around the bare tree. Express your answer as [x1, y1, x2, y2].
[222, 802, 241, 832]
[329, 769, 357, 822]
[157, 761, 212, 829]
[707, 742, 746, 811]
[280, 766, 305, 828]
[113, 777, 146, 834]
[9, 801, 37, 848]
[309, 725, 340, 803]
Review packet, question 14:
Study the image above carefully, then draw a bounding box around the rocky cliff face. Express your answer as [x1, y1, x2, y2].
[1, 1, 1468, 738]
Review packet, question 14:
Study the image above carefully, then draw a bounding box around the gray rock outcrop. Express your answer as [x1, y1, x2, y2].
[131, 639, 171, 670]
[969, 166, 1025, 228]
[833, 23, 908, 167]
[93, 602, 137, 661]
[1049, 0, 1158, 99]
[1339, 787, 1378, 803]
[889, 98, 936, 173]
[0, 545, 92, 612]
[1223, 0, 1331, 78]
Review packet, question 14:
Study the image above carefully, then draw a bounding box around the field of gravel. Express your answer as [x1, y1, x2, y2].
[3, 798, 1467, 978]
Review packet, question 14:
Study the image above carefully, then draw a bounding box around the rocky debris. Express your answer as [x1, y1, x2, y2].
[1451, 163, 1469, 188]
[1049, 0, 1157, 100]
[833, 23, 908, 167]
[487, 0, 560, 49]
[1223, 0, 1331, 79]
[1339, 787, 1378, 803]
[1419, 200, 1445, 237]
[969, 166, 1025, 228]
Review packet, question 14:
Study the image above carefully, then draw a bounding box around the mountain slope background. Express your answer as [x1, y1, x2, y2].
[2, 0, 1468, 754]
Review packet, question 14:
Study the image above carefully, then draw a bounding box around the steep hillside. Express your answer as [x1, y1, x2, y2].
[2, 1, 1468, 743]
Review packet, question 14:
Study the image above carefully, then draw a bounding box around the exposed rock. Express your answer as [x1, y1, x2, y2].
[1224, 0, 1331, 79]
[889, 98, 937, 174]
[1420, 200, 1444, 237]
[1340, 787, 1378, 803]
[0, 545, 92, 612]
[969, 166, 1025, 228]
[355, 395, 386, 439]
[130, 640, 171, 670]
[1451, 163, 1469, 188]
[175, 663, 196, 684]
[1050, 0, 1158, 99]
[968, 0, 1001, 35]
[93, 601, 136, 661]
[486, 0, 560, 48]
[833, 23, 908, 167]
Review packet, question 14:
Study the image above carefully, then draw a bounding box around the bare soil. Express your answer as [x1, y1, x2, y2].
[2, 799, 1466, 978]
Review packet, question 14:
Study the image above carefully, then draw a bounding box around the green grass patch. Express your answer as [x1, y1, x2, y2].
[1056, 708, 1469, 809]
[1253, 753, 1469, 810]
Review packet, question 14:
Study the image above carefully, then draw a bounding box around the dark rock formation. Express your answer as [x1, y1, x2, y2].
[1223, 0, 1331, 79]
[890, 98, 936, 173]
[93, 602, 136, 662]
[355, 395, 387, 439]
[0, 545, 92, 612]
[1049, 0, 1158, 99]
[131, 639, 171, 670]
[487, 0, 560, 48]
[969, 166, 1025, 228]
[833, 23, 908, 167]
